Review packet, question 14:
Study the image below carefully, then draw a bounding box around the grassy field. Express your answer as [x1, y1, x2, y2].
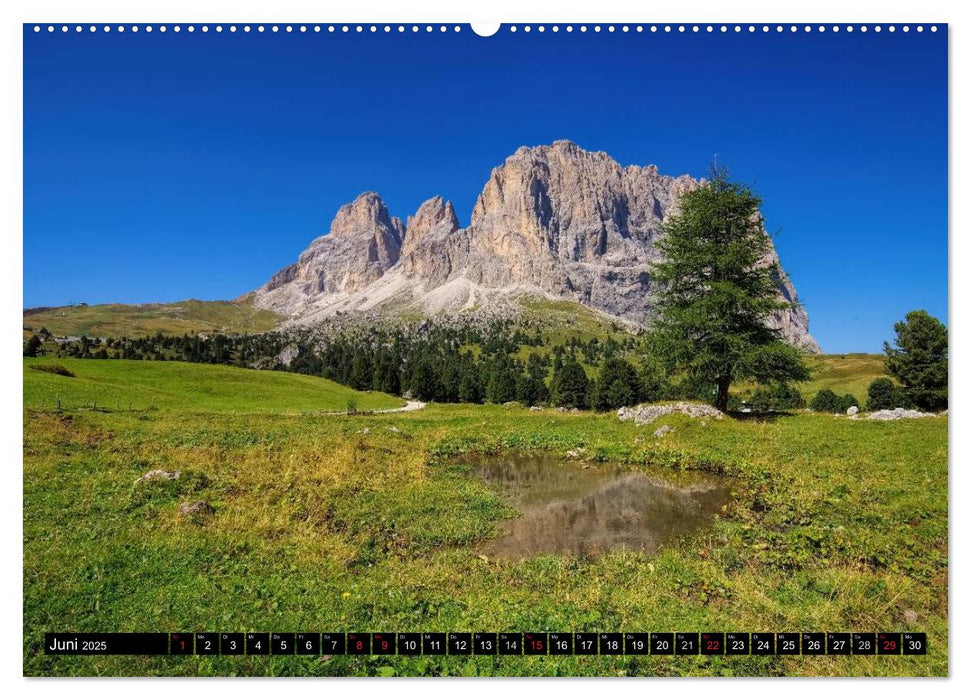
[23, 299, 281, 338]
[23, 360, 946, 677]
[23, 358, 405, 414]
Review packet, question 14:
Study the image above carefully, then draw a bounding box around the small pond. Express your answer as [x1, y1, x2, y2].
[469, 453, 733, 558]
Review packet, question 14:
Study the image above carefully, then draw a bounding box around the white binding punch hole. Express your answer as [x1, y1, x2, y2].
[27, 22, 942, 37]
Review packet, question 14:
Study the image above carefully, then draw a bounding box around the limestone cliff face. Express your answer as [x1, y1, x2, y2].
[261, 191, 403, 300]
[399, 196, 465, 287]
[462, 141, 700, 322]
[253, 142, 819, 351]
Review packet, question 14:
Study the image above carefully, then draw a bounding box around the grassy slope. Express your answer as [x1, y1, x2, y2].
[23, 299, 281, 338]
[734, 354, 887, 403]
[801, 354, 889, 401]
[23, 372, 947, 676]
[23, 358, 405, 413]
[519, 296, 631, 344]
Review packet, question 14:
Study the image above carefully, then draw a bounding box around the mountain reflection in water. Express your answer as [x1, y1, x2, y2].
[470, 453, 732, 558]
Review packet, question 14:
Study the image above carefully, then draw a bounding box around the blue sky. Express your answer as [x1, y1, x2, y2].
[23, 25, 947, 352]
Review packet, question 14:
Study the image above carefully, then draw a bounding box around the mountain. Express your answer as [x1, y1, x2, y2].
[252, 141, 819, 351]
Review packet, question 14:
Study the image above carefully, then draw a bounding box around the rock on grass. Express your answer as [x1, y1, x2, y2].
[867, 408, 937, 421]
[134, 469, 181, 485]
[178, 500, 214, 517]
[618, 402, 724, 425]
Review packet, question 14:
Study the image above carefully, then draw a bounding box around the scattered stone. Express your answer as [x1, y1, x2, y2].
[653, 425, 673, 438]
[389, 426, 401, 433]
[565, 449, 582, 459]
[178, 500, 214, 517]
[618, 402, 725, 426]
[529, 405, 543, 411]
[555, 406, 568, 413]
[134, 469, 180, 485]
[940, 409, 949, 416]
[867, 408, 937, 421]
[503, 401, 524, 409]
[846, 406, 859, 416]
[902, 609, 919, 624]
[361, 427, 370, 435]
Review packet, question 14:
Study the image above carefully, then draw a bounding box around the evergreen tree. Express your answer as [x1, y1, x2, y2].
[592, 357, 640, 410]
[606, 378, 635, 409]
[649, 166, 809, 411]
[349, 353, 373, 390]
[458, 363, 483, 404]
[439, 358, 462, 403]
[515, 372, 544, 406]
[409, 358, 441, 402]
[884, 310, 948, 411]
[486, 357, 518, 403]
[551, 357, 590, 409]
[372, 353, 401, 395]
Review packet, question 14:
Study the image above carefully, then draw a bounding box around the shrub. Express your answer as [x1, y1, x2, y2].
[750, 383, 805, 412]
[810, 389, 842, 413]
[23, 334, 42, 357]
[772, 382, 806, 409]
[839, 394, 860, 412]
[866, 378, 910, 411]
[749, 387, 772, 412]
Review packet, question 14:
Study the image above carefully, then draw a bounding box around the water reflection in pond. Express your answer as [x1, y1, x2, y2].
[469, 453, 733, 558]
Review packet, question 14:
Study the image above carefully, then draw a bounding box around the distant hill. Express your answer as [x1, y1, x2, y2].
[23, 299, 281, 339]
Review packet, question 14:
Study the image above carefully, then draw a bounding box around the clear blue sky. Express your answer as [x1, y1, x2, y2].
[23, 25, 947, 353]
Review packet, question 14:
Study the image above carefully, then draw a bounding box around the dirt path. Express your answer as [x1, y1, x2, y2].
[374, 400, 427, 414]
[318, 400, 427, 417]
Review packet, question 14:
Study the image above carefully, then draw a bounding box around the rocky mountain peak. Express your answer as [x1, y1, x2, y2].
[329, 191, 403, 243]
[403, 196, 460, 251]
[399, 196, 465, 287]
[467, 139, 681, 270]
[254, 142, 819, 352]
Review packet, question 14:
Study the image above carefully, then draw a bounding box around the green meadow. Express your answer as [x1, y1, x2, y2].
[23, 358, 405, 414]
[23, 360, 947, 677]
